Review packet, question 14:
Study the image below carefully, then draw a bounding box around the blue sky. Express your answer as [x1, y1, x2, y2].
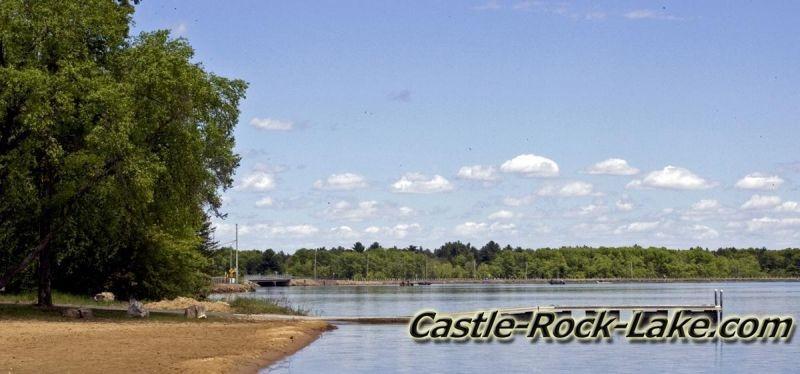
[133, 1, 800, 251]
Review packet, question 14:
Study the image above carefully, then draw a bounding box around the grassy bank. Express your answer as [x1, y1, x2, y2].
[0, 291, 126, 308]
[229, 297, 308, 315]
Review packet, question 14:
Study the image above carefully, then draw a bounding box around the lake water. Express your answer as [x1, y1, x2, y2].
[244, 282, 798, 373]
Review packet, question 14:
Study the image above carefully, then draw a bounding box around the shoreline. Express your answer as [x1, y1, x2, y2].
[0, 318, 332, 373]
[288, 277, 800, 286]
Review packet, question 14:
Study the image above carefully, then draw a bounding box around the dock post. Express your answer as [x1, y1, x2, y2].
[719, 289, 724, 321]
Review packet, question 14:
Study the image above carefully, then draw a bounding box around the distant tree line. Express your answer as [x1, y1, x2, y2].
[211, 241, 800, 280]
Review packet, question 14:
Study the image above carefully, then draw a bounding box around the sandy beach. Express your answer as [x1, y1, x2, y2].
[0, 319, 331, 373]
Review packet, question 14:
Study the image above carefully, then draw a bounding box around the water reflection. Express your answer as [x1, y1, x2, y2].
[258, 282, 798, 373]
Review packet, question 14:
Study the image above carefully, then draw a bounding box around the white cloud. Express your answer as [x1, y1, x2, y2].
[741, 195, 781, 210]
[585, 11, 607, 20]
[250, 117, 294, 131]
[239, 223, 318, 238]
[172, 22, 188, 36]
[537, 181, 595, 197]
[586, 158, 639, 175]
[454, 221, 517, 237]
[746, 217, 800, 232]
[577, 204, 604, 216]
[457, 165, 498, 181]
[455, 222, 487, 236]
[255, 196, 274, 208]
[330, 225, 359, 239]
[500, 154, 559, 177]
[689, 224, 719, 240]
[624, 9, 681, 21]
[627, 166, 713, 190]
[473, 0, 501, 11]
[398, 206, 415, 216]
[268, 224, 318, 237]
[488, 210, 515, 220]
[735, 173, 784, 190]
[323, 200, 379, 221]
[616, 199, 634, 211]
[614, 221, 659, 234]
[503, 195, 535, 207]
[238, 172, 276, 191]
[391, 173, 454, 193]
[364, 223, 422, 239]
[314, 173, 368, 190]
[691, 199, 720, 211]
[775, 201, 800, 213]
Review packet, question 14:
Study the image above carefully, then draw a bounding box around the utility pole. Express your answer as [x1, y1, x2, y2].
[313, 248, 317, 280]
[235, 224, 239, 283]
[525, 262, 528, 280]
[365, 252, 369, 280]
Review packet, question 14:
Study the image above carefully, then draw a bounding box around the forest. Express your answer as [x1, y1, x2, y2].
[214, 241, 800, 281]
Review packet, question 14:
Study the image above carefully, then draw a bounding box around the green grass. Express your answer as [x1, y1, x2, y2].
[0, 291, 127, 308]
[0, 304, 227, 322]
[228, 297, 308, 316]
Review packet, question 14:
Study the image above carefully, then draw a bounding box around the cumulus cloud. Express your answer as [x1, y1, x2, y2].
[689, 224, 719, 240]
[364, 223, 422, 239]
[488, 210, 515, 220]
[503, 195, 535, 207]
[691, 199, 720, 211]
[250, 117, 294, 131]
[172, 22, 188, 36]
[616, 199, 634, 211]
[236, 223, 318, 238]
[537, 181, 596, 197]
[238, 171, 276, 191]
[457, 165, 498, 181]
[255, 196, 274, 208]
[586, 158, 639, 175]
[741, 195, 782, 210]
[314, 173, 368, 190]
[735, 173, 784, 190]
[775, 201, 800, 213]
[614, 221, 659, 234]
[473, 0, 501, 11]
[746, 217, 800, 232]
[330, 225, 359, 239]
[398, 206, 415, 216]
[500, 154, 559, 177]
[624, 9, 682, 21]
[323, 200, 379, 221]
[267, 224, 319, 237]
[391, 173, 454, 193]
[455, 221, 517, 237]
[627, 166, 713, 190]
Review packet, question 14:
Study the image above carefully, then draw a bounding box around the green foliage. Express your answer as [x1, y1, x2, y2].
[228, 297, 308, 316]
[0, 0, 245, 302]
[280, 244, 799, 280]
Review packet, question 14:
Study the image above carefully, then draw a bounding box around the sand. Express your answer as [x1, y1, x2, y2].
[0, 319, 331, 373]
[144, 296, 233, 313]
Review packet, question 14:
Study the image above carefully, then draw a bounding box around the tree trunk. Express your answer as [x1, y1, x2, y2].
[37, 243, 53, 307]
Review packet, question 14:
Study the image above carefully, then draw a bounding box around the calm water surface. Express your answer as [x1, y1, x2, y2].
[241, 282, 798, 373]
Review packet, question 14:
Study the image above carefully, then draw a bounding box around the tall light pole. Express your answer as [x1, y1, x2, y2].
[235, 224, 239, 283]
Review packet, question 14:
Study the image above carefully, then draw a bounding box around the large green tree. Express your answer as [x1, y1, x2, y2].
[0, 0, 245, 305]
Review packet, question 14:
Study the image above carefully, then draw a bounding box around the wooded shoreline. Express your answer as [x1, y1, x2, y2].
[286, 277, 800, 286]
